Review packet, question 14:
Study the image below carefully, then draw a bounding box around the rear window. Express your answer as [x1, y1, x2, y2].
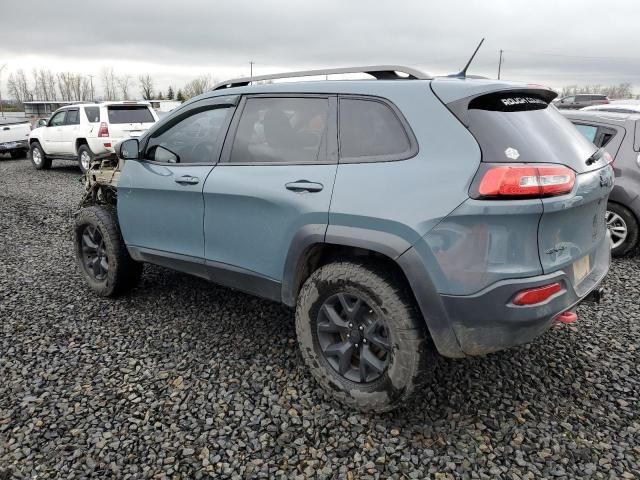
[460, 91, 598, 171]
[339, 98, 414, 161]
[84, 106, 100, 123]
[571, 122, 619, 148]
[107, 106, 154, 124]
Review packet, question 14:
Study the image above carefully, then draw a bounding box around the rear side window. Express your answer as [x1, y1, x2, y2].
[84, 107, 100, 123]
[574, 124, 598, 142]
[228, 97, 329, 164]
[339, 98, 413, 161]
[107, 106, 155, 124]
[65, 109, 79, 125]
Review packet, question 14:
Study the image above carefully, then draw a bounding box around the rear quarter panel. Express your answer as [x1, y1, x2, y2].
[328, 82, 481, 252]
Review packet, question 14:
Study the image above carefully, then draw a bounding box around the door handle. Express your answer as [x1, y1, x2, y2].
[285, 180, 324, 193]
[175, 175, 200, 185]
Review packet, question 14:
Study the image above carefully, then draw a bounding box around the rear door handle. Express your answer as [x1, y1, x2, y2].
[285, 180, 324, 193]
[175, 175, 200, 185]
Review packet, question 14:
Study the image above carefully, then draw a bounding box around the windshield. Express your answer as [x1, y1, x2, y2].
[107, 106, 155, 124]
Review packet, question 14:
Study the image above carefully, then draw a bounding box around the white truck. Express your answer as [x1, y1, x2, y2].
[0, 119, 31, 159]
[28, 101, 158, 172]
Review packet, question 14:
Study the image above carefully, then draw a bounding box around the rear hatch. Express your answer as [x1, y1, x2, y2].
[436, 83, 613, 289]
[106, 104, 157, 139]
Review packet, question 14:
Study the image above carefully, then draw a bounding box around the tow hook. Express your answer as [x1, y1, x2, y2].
[556, 311, 578, 324]
[584, 287, 604, 304]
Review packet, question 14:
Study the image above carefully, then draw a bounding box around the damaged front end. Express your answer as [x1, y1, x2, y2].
[78, 152, 122, 209]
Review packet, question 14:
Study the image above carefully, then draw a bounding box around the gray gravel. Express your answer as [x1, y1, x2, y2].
[1, 155, 639, 479]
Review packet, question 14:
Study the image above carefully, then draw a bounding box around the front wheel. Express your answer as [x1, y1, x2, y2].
[607, 203, 639, 257]
[30, 142, 51, 170]
[295, 261, 433, 412]
[74, 206, 143, 297]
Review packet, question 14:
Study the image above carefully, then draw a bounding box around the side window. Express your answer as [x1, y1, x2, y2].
[339, 98, 413, 161]
[144, 107, 232, 164]
[563, 96, 575, 103]
[84, 107, 100, 123]
[228, 97, 329, 164]
[65, 109, 80, 125]
[49, 111, 66, 126]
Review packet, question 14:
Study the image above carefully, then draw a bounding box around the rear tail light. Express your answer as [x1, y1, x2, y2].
[513, 282, 562, 306]
[472, 164, 575, 199]
[98, 122, 110, 138]
[603, 151, 614, 164]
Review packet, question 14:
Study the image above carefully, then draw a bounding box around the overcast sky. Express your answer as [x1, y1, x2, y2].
[1, 0, 639, 97]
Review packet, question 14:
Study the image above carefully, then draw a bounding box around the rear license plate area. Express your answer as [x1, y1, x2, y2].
[573, 255, 591, 285]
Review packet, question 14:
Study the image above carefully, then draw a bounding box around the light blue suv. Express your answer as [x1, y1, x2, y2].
[75, 66, 613, 411]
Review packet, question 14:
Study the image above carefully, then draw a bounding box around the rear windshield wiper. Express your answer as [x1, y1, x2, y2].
[585, 148, 603, 166]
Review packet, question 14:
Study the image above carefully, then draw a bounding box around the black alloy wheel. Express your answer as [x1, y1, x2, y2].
[80, 225, 109, 281]
[316, 292, 391, 383]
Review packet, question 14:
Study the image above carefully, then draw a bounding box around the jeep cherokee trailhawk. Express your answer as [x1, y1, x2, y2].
[74, 66, 612, 411]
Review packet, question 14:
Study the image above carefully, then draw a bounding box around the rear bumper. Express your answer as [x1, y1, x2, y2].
[87, 138, 115, 155]
[438, 235, 610, 356]
[0, 140, 28, 152]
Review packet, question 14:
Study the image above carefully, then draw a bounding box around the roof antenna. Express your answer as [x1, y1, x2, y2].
[449, 38, 485, 78]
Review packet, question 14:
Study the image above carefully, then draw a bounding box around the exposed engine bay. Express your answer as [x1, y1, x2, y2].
[79, 152, 121, 208]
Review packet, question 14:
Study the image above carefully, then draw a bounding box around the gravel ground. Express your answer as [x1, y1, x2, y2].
[0, 155, 639, 479]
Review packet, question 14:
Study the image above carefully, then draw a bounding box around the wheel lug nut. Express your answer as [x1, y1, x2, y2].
[359, 325, 364, 331]
[348, 323, 353, 328]
[354, 343, 359, 348]
[363, 339, 367, 344]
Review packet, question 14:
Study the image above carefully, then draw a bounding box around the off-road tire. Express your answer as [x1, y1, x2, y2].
[74, 205, 143, 297]
[77, 144, 94, 174]
[295, 261, 434, 412]
[30, 142, 51, 170]
[608, 202, 639, 257]
[10, 149, 27, 159]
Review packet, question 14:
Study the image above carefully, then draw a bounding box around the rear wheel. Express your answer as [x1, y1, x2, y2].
[77, 144, 94, 173]
[295, 261, 433, 412]
[30, 142, 51, 170]
[74, 206, 143, 297]
[607, 202, 639, 257]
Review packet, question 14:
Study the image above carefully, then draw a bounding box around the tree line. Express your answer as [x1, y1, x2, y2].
[559, 83, 635, 99]
[5, 67, 217, 105]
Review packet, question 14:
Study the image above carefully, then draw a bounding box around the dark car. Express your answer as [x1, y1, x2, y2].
[561, 110, 640, 256]
[555, 94, 610, 110]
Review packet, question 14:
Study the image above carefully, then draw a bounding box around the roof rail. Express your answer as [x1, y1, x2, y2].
[212, 65, 431, 91]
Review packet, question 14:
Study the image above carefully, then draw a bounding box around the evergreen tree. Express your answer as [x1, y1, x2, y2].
[167, 86, 174, 100]
[157, 91, 164, 100]
[176, 90, 185, 102]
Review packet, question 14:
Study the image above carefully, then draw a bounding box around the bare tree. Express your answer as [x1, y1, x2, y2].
[102, 67, 118, 101]
[182, 74, 213, 99]
[138, 74, 154, 100]
[561, 83, 634, 100]
[117, 75, 132, 100]
[7, 69, 32, 105]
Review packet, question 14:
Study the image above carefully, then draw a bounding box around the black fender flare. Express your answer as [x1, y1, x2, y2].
[281, 224, 465, 358]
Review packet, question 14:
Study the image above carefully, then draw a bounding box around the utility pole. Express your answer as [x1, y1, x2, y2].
[88, 74, 95, 102]
[0, 64, 6, 118]
[497, 49, 503, 80]
[249, 61, 254, 80]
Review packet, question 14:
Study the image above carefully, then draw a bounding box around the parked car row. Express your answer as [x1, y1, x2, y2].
[27, 101, 158, 172]
[0, 118, 31, 158]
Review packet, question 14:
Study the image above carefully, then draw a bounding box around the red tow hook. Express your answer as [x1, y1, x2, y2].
[556, 311, 578, 324]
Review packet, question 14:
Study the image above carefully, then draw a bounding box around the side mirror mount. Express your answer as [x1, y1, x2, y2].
[38, 119, 48, 128]
[117, 138, 140, 160]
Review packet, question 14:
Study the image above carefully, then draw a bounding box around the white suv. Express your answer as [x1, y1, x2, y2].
[28, 101, 159, 172]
